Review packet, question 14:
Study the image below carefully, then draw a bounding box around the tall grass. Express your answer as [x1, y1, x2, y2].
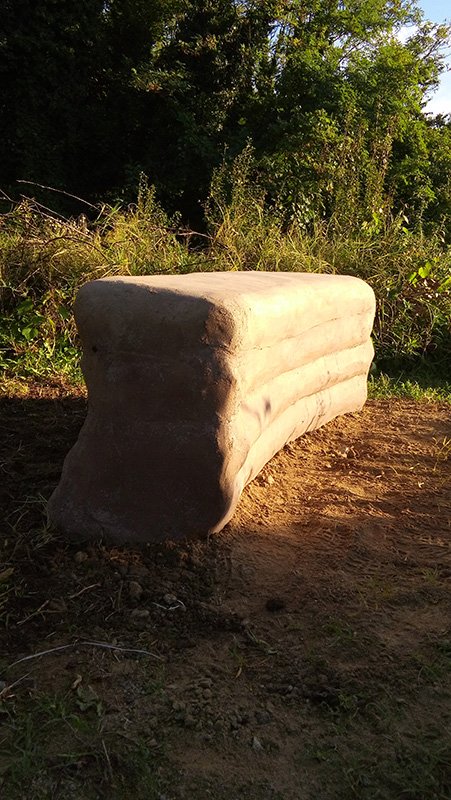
[1, 166, 450, 392]
[0, 180, 203, 384]
[206, 148, 451, 371]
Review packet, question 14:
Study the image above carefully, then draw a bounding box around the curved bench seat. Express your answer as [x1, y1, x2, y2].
[48, 271, 376, 542]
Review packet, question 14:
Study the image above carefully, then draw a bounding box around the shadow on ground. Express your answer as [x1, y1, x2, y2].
[0, 391, 450, 800]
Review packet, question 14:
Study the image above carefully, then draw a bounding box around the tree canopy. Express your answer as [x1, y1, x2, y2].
[1, 0, 450, 228]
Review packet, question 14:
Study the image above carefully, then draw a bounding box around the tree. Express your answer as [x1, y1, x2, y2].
[129, 1, 273, 221]
[0, 0, 449, 230]
[0, 1, 171, 205]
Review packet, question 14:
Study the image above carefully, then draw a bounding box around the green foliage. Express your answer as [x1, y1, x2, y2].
[1, 0, 450, 392]
[368, 372, 451, 403]
[0, 183, 201, 384]
[207, 149, 451, 371]
[1, 1, 450, 228]
[0, 1, 178, 204]
[235, 2, 451, 229]
[1, 159, 449, 395]
[0, 690, 161, 799]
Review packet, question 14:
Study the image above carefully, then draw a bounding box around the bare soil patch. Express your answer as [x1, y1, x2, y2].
[0, 387, 450, 799]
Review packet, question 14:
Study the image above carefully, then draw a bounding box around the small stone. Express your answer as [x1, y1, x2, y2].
[129, 564, 150, 580]
[149, 738, 158, 748]
[130, 608, 150, 620]
[252, 736, 264, 753]
[163, 593, 178, 606]
[74, 551, 88, 564]
[267, 475, 275, 485]
[202, 688, 212, 700]
[265, 701, 275, 714]
[128, 581, 143, 600]
[337, 447, 349, 458]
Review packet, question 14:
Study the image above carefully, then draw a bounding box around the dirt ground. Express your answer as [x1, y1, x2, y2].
[0, 386, 450, 799]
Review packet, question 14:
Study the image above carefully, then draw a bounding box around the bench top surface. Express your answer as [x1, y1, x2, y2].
[85, 270, 371, 298]
[75, 272, 375, 351]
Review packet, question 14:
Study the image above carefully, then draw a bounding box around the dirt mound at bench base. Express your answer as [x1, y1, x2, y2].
[1, 394, 450, 800]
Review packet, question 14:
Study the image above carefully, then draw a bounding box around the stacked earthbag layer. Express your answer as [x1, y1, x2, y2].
[48, 272, 376, 542]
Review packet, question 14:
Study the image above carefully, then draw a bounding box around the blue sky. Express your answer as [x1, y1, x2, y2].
[417, 0, 451, 115]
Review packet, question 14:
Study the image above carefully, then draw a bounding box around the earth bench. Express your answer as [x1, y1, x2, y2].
[48, 271, 376, 542]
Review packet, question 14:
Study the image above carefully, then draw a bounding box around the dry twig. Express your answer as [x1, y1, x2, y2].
[7, 640, 163, 670]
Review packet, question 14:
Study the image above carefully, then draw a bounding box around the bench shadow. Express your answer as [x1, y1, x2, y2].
[0, 394, 87, 540]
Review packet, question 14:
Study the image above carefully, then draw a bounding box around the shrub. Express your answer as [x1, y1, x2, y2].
[1, 166, 449, 389]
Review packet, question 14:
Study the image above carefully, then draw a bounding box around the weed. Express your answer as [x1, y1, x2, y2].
[228, 640, 249, 678]
[140, 665, 167, 697]
[421, 567, 442, 587]
[4, 495, 57, 557]
[322, 618, 363, 653]
[1, 162, 450, 397]
[0, 690, 162, 799]
[412, 645, 451, 685]
[368, 371, 451, 403]
[339, 727, 451, 800]
[433, 437, 451, 471]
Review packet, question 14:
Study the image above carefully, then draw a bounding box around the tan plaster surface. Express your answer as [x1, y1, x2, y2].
[48, 272, 376, 542]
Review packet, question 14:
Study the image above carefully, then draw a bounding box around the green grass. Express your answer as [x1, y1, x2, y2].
[0, 690, 162, 799]
[1, 165, 450, 396]
[337, 726, 451, 800]
[369, 371, 451, 402]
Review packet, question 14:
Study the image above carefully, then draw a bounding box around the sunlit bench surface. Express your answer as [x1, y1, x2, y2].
[48, 271, 376, 542]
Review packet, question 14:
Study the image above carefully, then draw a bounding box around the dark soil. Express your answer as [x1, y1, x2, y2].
[0, 385, 450, 799]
